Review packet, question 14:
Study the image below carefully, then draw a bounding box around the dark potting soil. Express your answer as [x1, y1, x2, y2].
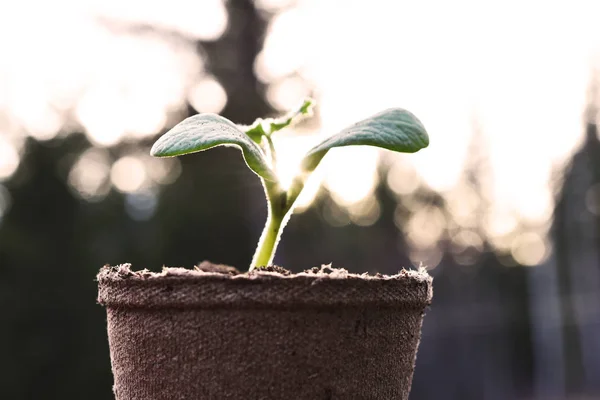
[195, 261, 299, 276]
[194, 260, 242, 275]
[252, 264, 292, 275]
[100, 262, 430, 283]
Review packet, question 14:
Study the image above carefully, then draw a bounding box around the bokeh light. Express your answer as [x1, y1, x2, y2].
[145, 156, 182, 186]
[68, 148, 112, 201]
[323, 147, 379, 207]
[266, 76, 311, 111]
[91, 0, 229, 41]
[0, 0, 211, 180]
[110, 156, 147, 193]
[273, 134, 322, 209]
[347, 197, 381, 227]
[0, 0, 599, 261]
[322, 199, 350, 228]
[0, 138, 20, 180]
[450, 230, 485, 266]
[402, 206, 447, 250]
[386, 159, 421, 196]
[125, 188, 158, 221]
[2, 2, 600, 398]
[254, 0, 297, 13]
[445, 183, 484, 229]
[257, 0, 600, 257]
[511, 231, 549, 266]
[408, 246, 444, 271]
[188, 76, 228, 114]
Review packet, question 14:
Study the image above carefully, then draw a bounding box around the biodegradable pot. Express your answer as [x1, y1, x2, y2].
[97, 263, 432, 400]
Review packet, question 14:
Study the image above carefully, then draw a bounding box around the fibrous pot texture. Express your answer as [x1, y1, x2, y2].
[97, 263, 432, 400]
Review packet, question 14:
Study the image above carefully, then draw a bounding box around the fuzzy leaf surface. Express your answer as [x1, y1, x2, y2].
[151, 113, 277, 181]
[301, 108, 429, 171]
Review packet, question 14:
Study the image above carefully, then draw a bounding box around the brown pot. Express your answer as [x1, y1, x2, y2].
[97, 263, 432, 400]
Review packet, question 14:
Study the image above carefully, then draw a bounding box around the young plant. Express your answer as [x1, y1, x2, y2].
[150, 99, 429, 271]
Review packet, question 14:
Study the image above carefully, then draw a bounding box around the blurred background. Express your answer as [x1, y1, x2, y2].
[1, 0, 600, 399]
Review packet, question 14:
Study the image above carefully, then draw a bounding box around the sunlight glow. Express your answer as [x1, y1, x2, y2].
[255, 8, 311, 83]
[347, 197, 381, 227]
[188, 77, 228, 114]
[90, 0, 228, 41]
[404, 207, 447, 250]
[484, 207, 520, 239]
[270, 134, 324, 211]
[267, 76, 311, 111]
[323, 147, 379, 206]
[446, 183, 484, 229]
[272, 135, 314, 190]
[260, 0, 600, 244]
[386, 159, 420, 196]
[514, 186, 554, 224]
[488, 235, 515, 254]
[255, 0, 297, 13]
[76, 87, 127, 147]
[408, 246, 443, 270]
[0, 138, 20, 180]
[11, 86, 64, 141]
[452, 230, 484, 253]
[2, 0, 600, 258]
[111, 156, 147, 193]
[322, 200, 350, 227]
[0, 0, 205, 164]
[511, 232, 549, 266]
[294, 171, 322, 211]
[68, 148, 112, 201]
[73, 34, 200, 146]
[145, 157, 182, 186]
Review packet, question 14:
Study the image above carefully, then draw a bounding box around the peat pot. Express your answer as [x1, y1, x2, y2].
[97, 263, 433, 400]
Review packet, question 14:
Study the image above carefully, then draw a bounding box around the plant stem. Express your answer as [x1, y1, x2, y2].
[250, 208, 285, 270]
[265, 135, 277, 168]
[250, 180, 288, 271]
[249, 151, 309, 271]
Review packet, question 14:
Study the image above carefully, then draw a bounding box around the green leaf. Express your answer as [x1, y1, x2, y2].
[243, 120, 268, 144]
[150, 113, 277, 181]
[268, 97, 314, 133]
[241, 98, 315, 143]
[300, 108, 429, 172]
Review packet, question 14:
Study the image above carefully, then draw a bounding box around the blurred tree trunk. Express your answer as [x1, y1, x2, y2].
[553, 121, 600, 396]
[199, 0, 273, 123]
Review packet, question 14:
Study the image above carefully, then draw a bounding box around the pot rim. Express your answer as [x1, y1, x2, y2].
[97, 264, 432, 310]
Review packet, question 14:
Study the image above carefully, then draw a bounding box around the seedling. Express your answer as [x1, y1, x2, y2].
[151, 99, 429, 271]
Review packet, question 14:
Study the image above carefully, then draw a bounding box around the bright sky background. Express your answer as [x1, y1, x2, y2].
[258, 0, 600, 266]
[1, 0, 599, 266]
[260, 0, 600, 204]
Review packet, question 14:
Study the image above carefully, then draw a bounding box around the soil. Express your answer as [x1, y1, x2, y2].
[194, 260, 241, 275]
[101, 261, 429, 282]
[196, 261, 310, 276]
[252, 264, 292, 275]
